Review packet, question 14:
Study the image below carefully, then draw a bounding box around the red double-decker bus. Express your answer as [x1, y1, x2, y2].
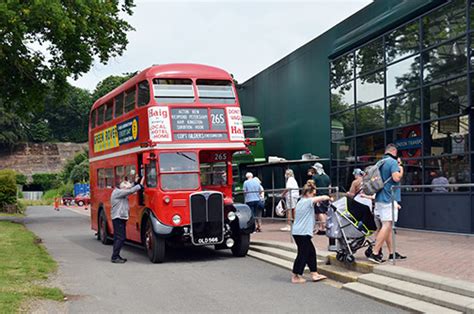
[89, 64, 255, 263]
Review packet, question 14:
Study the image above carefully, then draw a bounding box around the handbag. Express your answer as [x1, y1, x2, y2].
[275, 199, 287, 217]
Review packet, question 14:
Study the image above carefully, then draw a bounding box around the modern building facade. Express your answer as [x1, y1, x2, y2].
[238, 0, 474, 233]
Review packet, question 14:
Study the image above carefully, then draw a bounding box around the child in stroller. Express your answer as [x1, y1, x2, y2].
[326, 196, 377, 263]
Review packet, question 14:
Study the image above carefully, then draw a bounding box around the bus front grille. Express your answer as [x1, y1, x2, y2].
[189, 192, 224, 246]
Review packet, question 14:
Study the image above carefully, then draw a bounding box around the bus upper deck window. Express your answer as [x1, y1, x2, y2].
[196, 79, 235, 104]
[97, 105, 105, 126]
[137, 80, 150, 107]
[115, 93, 124, 118]
[104, 101, 113, 122]
[90, 110, 97, 129]
[125, 88, 136, 113]
[152, 78, 194, 104]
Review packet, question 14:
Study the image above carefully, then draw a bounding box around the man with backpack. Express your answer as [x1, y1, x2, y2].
[366, 144, 406, 263]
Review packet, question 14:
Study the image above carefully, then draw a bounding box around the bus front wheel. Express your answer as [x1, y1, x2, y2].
[98, 210, 112, 245]
[231, 233, 250, 257]
[145, 219, 166, 263]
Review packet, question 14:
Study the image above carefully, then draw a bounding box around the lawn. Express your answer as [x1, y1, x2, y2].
[0, 221, 64, 312]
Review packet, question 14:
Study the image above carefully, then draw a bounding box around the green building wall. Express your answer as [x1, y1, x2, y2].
[238, 0, 443, 160]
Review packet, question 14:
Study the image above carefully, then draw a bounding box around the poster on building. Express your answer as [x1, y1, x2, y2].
[226, 107, 244, 141]
[148, 106, 172, 142]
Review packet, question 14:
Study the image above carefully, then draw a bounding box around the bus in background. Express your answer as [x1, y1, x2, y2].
[232, 116, 266, 197]
[89, 64, 255, 263]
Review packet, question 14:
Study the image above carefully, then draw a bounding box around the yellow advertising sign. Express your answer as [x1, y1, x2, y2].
[93, 125, 119, 153]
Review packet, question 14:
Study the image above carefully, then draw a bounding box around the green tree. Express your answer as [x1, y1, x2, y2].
[69, 161, 89, 183]
[0, 103, 26, 147]
[91, 73, 135, 101]
[0, 0, 135, 114]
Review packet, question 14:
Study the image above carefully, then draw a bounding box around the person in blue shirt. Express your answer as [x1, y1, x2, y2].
[369, 144, 406, 264]
[243, 172, 263, 231]
[291, 182, 332, 284]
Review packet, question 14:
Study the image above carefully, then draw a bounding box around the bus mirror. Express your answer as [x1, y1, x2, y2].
[142, 153, 151, 165]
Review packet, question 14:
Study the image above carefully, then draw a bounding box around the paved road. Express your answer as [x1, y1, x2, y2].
[25, 206, 404, 313]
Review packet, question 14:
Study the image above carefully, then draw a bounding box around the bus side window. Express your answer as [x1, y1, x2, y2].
[137, 80, 150, 107]
[98, 169, 105, 188]
[91, 110, 97, 129]
[115, 93, 124, 118]
[97, 105, 105, 126]
[105, 168, 114, 188]
[125, 165, 136, 181]
[146, 160, 157, 188]
[125, 87, 136, 113]
[104, 101, 113, 122]
[115, 166, 124, 187]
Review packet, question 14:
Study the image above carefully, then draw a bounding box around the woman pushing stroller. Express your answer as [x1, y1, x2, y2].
[291, 182, 332, 284]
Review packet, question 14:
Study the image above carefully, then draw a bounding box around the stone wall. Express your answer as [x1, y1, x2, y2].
[0, 143, 88, 178]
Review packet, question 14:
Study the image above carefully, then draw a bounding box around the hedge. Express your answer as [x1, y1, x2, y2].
[31, 173, 61, 191]
[0, 169, 18, 212]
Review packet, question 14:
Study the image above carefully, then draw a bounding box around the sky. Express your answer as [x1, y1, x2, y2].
[71, 0, 372, 91]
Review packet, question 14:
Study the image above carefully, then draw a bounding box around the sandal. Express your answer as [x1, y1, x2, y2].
[291, 275, 306, 284]
[311, 273, 327, 282]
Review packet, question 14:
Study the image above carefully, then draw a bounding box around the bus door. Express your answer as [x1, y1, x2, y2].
[125, 160, 141, 242]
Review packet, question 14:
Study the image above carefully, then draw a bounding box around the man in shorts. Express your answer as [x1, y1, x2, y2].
[369, 144, 407, 263]
[311, 163, 331, 235]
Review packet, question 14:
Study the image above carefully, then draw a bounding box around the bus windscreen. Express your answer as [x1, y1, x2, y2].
[153, 79, 194, 103]
[196, 79, 235, 104]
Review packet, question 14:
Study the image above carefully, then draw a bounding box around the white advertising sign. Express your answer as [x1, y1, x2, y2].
[148, 106, 172, 142]
[226, 107, 244, 141]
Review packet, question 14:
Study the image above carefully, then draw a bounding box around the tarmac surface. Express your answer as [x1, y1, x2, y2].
[23, 206, 404, 313]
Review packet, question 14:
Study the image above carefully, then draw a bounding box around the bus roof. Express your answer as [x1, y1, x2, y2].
[242, 115, 260, 124]
[91, 63, 234, 111]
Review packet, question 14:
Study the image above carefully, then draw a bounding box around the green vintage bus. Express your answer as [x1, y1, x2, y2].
[232, 116, 265, 197]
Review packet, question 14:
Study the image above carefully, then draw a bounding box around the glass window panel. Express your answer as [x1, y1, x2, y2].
[104, 101, 113, 122]
[153, 78, 195, 104]
[115, 166, 124, 187]
[97, 105, 105, 126]
[91, 110, 97, 129]
[124, 88, 136, 113]
[386, 21, 420, 64]
[356, 71, 384, 104]
[424, 76, 468, 120]
[97, 169, 105, 188]
[400, 159, 423, 192]
[200, 162, 228, 186]
[146, 160, 157, 188]
[114, 93, 124, 118]
[331, 109, 354, 138]
[424, 155, 470, 189]
[330, 52, 354, 86]
[331, 81, 354, 112]
[386, 55, 420, 96]
[356, 100, 385, 133]
[356, 132, 385, 163]
[331, 138, 355, 166]
[424, 115, 469, 156]
[332, 166, 356, 192]
[159, 152, 198, 172]
[386, 91, 421, 128]
[422, 0, 466, 47]
[423, 37, 467, 84]
[356, 37, 384, 76]
[124, 165, 136, 181]
[105, 168, 114, 188]
[387, 125, 423, 159]
[196, 79, 235, 104]
[161, 174, 199, 190]
[137, 80, 150, 107]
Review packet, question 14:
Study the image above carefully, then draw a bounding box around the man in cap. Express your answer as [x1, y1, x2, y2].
[311, 163, 331, 235]
[110, 174, 145, 263]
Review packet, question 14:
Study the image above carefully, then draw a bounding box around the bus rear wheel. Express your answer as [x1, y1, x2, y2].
[231, 233, 250, 257]
[98, 210, 112, 245]
[145, 219, 166, 263]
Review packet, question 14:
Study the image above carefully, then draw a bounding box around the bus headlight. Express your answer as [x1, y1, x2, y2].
[172, 214, 181, 225]
[163, 196, 171, 204]
[227, 211, 236, 221]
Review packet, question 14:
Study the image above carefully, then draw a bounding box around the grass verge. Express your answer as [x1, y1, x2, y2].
[0, 221, 64, 312]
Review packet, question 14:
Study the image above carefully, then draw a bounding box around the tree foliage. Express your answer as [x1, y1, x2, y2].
[0, 169, 18, 212]
[91, 73, 135, 102]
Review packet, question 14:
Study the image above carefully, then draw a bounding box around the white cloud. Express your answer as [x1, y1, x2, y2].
[70, 0, 371, 91]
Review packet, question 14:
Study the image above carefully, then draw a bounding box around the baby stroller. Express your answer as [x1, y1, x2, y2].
[326, 197, 377, 263]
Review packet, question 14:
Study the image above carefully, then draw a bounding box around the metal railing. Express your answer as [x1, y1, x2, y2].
[390, 183, 474, 265]
[232, 186, 340, 221]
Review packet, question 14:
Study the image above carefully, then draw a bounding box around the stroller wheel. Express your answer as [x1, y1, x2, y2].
[365, 246, 373, 258]
[336, 252, 344, 262]
[345, 254, 355, 263]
